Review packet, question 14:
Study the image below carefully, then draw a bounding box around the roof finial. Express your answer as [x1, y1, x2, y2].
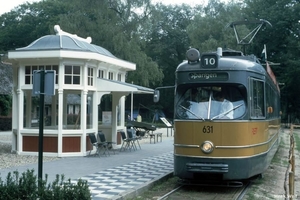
[54, 25, 92, 43]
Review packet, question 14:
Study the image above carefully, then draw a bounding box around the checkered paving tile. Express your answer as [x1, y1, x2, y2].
[72, 151, 173, 200]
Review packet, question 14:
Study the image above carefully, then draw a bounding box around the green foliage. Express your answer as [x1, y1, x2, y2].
[142, 4, 197, 116]
[0, 1, 67, 52]
[0, 169, 91, 200]
[0, 95, 12, 116]
[0, 117, 11, 130]
[55, 0, 164, 87]
[242, 0, 300, 121]
[187, 0, 244, 52]
[1, 0, 300, 120]
[294, 130, 300, 153]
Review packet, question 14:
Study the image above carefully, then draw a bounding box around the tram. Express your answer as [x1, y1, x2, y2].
[166, 47, 281, 181]
[153, 20, 281, 181]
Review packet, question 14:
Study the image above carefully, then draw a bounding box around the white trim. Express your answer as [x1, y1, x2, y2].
[97, 78, 154, 94]
[8, 50, 136, 71]
[98, 79, 137, 92]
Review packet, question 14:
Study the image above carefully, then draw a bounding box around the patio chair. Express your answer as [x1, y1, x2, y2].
[88, 133, 101, 157]
[120, 131, 134, 152]
[127, 129, 141, 150]
[98, 131, 116, 155]
[97, 131, 111, 156]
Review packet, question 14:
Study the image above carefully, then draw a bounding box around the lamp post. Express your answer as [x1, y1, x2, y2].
[38, 69, 45, 182]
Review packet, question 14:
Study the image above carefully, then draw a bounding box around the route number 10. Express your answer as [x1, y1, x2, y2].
[201, 54, 218, 68]
[204, 58, 216, 65]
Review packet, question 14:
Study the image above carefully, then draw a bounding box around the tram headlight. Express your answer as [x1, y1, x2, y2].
[201, 141, 214, 154]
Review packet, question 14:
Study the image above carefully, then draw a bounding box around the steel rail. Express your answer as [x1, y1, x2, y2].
[157, 185, 184, 200]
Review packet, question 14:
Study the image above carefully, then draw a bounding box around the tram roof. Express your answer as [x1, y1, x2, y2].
[176, 55, 266, 75]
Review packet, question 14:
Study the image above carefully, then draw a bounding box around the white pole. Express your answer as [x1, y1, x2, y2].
[130, 91, 133, 121]
[264, 44, 267, 61]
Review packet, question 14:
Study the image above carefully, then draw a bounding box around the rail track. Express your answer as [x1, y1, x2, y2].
[156, 177, 255, 200]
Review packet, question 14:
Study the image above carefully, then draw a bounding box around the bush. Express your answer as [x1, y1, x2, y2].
[0, 169, 91, 200]
[0, 116, 12, 131]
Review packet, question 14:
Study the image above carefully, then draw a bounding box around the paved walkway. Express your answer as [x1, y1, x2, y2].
[0, 128, 174, 199]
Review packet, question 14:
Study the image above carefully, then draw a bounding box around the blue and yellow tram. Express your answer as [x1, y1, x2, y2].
[164, 48, 281, 181]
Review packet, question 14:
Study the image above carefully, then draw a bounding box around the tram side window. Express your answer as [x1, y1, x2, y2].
[250, 79, 265, 118]
[266, 83, 279, 119]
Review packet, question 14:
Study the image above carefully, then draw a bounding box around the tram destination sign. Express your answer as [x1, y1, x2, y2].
[189, 72, 228, 81]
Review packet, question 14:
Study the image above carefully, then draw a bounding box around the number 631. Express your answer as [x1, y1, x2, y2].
[202, 126, 213, 133]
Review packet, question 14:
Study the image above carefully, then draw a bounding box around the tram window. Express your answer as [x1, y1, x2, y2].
[266, 84, 273, 118]
[250, 79, 265, 118]
[266, 83, 279, 119]
[175, 86, 246, 120]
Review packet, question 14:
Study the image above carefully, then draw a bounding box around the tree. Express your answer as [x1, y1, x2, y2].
[144, 3, 196, 85]
[0, 95, 12, 116]
[56, 0, 163, 87]
[0, 0, 68, 52]
[141, 3, 197, 117]
[0, 0, 163, 87]
[2, 0, 300, 121]
[187, 0, 245, 52]
[242, 0, 300, 122]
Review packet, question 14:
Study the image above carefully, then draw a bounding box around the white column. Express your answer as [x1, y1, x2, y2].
[16, 89, 24, 153]
[11, 68, 18, 152]
[81, 63, 88, 155]
[81, 90, 88, 155]
[119, 73, 126, 127]
[17, 89, 23, 154]
[58, 89, 63, 156]
[119, 96, 125, 127]
[111, 93, 124, 144]
[93, 91, 98, 131]
[57, 61, 64, 157]
[17, 66, 24, 154]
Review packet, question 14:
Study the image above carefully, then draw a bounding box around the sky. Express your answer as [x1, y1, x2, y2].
[0, 0, 39, 15]
[0, 0, 205, 15]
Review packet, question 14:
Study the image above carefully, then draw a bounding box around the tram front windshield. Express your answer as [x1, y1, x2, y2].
[175, 86, 246, 120]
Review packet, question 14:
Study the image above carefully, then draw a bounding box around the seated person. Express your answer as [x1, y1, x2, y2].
[214, 91, 234, 119]
[190, 88, 198, 102]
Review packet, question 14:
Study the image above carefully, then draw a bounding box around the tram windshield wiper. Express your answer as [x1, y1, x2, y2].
[211, 103, 244, 120]
[179, 105, 205, 121]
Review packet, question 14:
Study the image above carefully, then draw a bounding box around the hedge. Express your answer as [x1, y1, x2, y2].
[0, 169, 91, 200]
[0, 116, 11, 131]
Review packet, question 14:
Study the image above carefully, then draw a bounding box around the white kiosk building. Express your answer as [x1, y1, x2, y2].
[8, 25, 153, 157]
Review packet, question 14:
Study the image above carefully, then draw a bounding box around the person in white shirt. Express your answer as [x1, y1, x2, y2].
[214, 91, 234, 119]
[137, 114, 142, 122]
